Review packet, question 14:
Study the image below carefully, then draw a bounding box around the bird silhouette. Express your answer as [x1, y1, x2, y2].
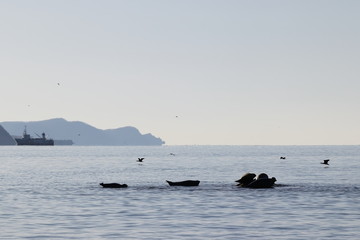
[137, 157, 144, 162]
[321, 159, 330, 165]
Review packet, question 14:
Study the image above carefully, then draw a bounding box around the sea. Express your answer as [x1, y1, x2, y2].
[0, 145, 359, 239]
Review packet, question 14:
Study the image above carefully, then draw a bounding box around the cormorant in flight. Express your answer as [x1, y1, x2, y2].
[321, 159, 330, 165]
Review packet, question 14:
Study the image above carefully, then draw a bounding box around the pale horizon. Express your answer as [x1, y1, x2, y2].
[1, 0, 359, 145]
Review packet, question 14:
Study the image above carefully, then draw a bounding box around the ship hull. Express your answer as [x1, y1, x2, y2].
[15, 138, 54, 146]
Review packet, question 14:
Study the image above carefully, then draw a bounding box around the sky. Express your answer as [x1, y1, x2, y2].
[1, 0, 359, 145]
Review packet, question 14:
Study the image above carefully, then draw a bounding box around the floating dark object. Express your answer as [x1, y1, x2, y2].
[137, 158, 144, 162]
[247, 177, 277, 188]
[235, 173, 256, 186]
[236, 173, 276, 188]
[321, 159, 330, 165]
[166, 180, 200, 186]
[99, 182, 128, 188]
[280, 156, 286, 159]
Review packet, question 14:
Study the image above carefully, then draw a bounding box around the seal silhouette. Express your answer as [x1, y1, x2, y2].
[99, 182, 128, 188]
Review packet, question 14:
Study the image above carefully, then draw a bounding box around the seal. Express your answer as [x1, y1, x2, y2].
[166, 180, 200, 186]
[235, 173, 256, 187]
[99, 182, 128, 188]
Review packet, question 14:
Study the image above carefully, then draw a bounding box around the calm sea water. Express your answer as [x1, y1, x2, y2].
[0, 145, 359, 239]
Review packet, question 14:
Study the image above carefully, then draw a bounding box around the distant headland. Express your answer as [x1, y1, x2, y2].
[0, 118, 165, 146]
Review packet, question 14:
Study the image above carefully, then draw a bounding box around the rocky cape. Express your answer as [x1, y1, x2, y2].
[1, 118, 165, 146]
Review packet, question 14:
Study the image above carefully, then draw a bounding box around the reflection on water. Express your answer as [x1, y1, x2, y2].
[0, 146, 359, 239]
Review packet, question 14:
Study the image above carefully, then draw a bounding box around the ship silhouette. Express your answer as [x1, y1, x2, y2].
[15, 126, 54, 146]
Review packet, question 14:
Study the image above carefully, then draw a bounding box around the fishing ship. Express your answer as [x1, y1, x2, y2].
[15, 127, 54, 146]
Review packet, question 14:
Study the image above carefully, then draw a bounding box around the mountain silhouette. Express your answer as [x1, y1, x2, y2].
[0, 118, 165, 146]
[0, 125, 17, 145]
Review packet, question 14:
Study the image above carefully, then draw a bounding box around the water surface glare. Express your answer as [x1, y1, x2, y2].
[0, 145, 359, 239]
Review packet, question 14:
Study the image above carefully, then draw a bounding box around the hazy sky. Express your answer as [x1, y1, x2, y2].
[1, 0, 359, 145]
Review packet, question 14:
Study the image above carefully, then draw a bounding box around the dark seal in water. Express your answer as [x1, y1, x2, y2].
[166, 180, 200, 186]
[99, 182, 128, 188]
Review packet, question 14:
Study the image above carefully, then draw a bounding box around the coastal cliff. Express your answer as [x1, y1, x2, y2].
[1, 118, 165, 146]
[0, 125, 17, 145]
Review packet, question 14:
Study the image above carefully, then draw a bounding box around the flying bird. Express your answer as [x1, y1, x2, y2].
[137, 158, 144, 162]
[321, 159, 330, 165]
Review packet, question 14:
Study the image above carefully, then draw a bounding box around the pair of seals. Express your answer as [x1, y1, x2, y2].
[99, 182, 128, 188]
[235, 173, 277, 188]
[100, 180, 201, 188]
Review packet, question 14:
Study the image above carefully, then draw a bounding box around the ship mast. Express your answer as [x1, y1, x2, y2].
[23, 126, 30, 139]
